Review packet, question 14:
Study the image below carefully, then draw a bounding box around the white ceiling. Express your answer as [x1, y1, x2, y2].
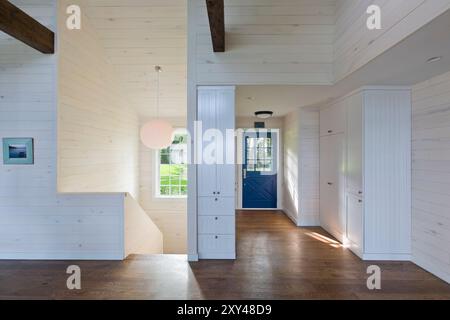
[237, 9, 450, 117]
[83, 0, 187, 118]
[81, 1, 450, 119]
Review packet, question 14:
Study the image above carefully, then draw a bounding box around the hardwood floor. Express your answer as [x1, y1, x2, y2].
[0, 210, 449, 300]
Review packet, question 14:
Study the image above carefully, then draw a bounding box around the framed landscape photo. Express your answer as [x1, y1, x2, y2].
[2, 138, 34, 165]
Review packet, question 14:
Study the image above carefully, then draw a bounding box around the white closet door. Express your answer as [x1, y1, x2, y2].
[346, 93, 363, 196]
[333, 133, 346, 239]
[320, 107, 332, 137]
[215, 89, 235, 197]
[320, 134, 346, 240]
[197, 89, 217, 197]
[347, 193, 363, 253]
[320, 136, 333, 230]
[329, 101, 346, 135]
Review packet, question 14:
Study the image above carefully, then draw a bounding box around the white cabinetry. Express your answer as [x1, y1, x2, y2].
[320, 87, 412, 261]
[320, 100, 346, 242]
[197, 86, 236, 259]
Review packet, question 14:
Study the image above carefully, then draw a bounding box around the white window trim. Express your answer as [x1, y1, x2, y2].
[154, 131, 188, 199]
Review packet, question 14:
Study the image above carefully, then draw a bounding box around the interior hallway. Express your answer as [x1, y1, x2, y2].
[0, 211, 449, 300]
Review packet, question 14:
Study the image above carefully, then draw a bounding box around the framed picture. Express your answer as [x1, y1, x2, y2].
[2, 138, 34, 165]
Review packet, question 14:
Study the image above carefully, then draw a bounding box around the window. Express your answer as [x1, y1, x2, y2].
[245, 136, 273, 172]
[157, 133, 188, 198]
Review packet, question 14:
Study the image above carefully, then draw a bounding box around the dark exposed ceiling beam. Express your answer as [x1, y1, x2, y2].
[0, 0, 55, 54]
[206, 0, 225, 52]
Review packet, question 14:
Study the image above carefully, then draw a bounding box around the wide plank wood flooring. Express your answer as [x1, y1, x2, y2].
[0, 210, 449, 299]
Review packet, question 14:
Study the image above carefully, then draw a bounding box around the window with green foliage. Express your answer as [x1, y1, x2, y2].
[157, 134, 188, 197]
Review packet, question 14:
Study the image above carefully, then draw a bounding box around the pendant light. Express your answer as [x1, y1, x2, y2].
[140, 66, 174, 149]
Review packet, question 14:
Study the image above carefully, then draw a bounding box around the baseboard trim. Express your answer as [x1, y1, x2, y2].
[362, 253, 411, 261]
[198, 252, 236, 260]
[282, 209, 298, 226]
[413, 256, 450, 284]
[299, 215, 320, 227]
[0, 252, 123, 260]
[188, 254, 199, 262]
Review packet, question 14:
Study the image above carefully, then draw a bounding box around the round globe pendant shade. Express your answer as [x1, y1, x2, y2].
[140, 119, 174, 149]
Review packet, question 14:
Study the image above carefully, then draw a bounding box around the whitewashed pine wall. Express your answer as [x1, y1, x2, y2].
[58, 0, 140, 197]
[139, 118, 187, 254]
[334, 0, 450, 82]
[0, 0, 126, 260]
[412, 71, 450, 283]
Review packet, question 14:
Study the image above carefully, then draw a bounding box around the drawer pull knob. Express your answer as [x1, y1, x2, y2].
[358, 191, 363, 195]
[215, 198, 218, 201]
[213, 192, 216, 195]
[215, 236, 218, 239]
[215, 217, 218, 220]
[328, 130, 333, 133]
[358, 199, 363, 203]
[327, 182, 333, 186]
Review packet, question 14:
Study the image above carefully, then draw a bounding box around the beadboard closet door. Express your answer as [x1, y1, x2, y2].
[215, 89, 235, 198]
[197, 89, 217, 197]
[346, 93, 364, 197]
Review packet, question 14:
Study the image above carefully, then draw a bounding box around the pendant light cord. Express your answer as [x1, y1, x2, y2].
[155, 65, 161, 118]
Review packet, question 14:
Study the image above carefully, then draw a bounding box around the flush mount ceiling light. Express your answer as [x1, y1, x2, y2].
[427, 56, 442, 63]
[140, 66, 174, 150]
[255, 111, 274, 119]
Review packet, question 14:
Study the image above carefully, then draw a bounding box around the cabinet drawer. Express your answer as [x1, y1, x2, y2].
[199, 216, 235, 234]
[198, 234, 235, 254]
[198, 197, 235, 216]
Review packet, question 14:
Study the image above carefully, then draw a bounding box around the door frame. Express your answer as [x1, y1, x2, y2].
[236, 128, 282, 210]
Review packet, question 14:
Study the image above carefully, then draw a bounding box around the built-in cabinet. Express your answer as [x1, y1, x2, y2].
[320, 87, 412, 260]
[197, 86, 236, 259]
[319, 132, 346, 242]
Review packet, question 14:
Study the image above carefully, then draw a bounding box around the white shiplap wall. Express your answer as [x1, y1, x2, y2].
[299, 110, 320, 226]
[412, 71, 450, 283]
[283, 109, 320, 226]
[283, 111, 301, 223]
[334, 0, 450, 81]
[138, 118, 187, 254]
[0, 0, 125, 260]
[58, 0, 140, 197]
[189, 0, 335, 85]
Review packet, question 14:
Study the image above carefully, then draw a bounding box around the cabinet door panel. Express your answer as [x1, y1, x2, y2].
[347, 93, 363, 196]
[217, 164, 235, 197]
[320, 136, 332, 229]
[320, 102, 346, 137]
[215, 89, 235, 197]
[330, 101, 346, 135]
[198, 164, 217, 197]
[320, 107, 332, 137]
[331, 133, 346, 238]
[320, 134, 346, 240]
[347, 193, 363, 253]
[197, 89, 217, 196]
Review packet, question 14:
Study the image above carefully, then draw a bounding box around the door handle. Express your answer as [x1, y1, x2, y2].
[327, 182, 333, 186]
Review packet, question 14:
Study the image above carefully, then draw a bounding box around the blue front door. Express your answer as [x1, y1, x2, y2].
[243, 130, 277, 209]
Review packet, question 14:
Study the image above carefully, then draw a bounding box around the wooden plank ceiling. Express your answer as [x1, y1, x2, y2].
[83, 0, 187, 118]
